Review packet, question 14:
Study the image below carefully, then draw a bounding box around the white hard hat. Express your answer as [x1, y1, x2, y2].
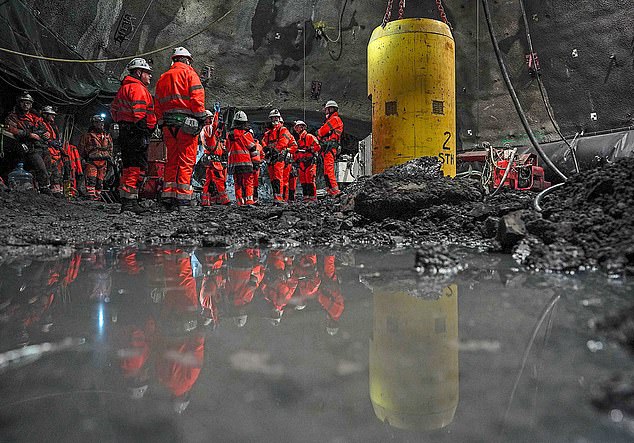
[324, 100, 338, 109]
[234, 314, 248, 328]
[41, 106, 56, 115]
[294, 120, 306, 127]
[129, 384, 148, 400]
[91, 114, 105, 123]
[268, 109, 281, 119]
[204, 109, 214, 118]
[17, 92, 34, 103]
[233, 110, 248, 122]
[127, 57, 152, 72]
[172, 47, 193, 60]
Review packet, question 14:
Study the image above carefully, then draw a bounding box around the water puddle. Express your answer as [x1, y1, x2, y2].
[0, 247, 632, 441]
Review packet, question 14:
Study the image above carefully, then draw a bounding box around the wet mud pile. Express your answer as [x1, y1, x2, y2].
[513, 157, 634, 276]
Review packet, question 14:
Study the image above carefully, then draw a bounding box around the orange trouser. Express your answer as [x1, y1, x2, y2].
[234, 172, 254, 205]
[119, 166, 142, 199]
[299, 162, 317, 201]
[322, 150, 340, 195]
[251, 167, 261, 202]
[267, 160, 286, 202]
[202, 165, 229, 205]
[162, 127, 198, 201]
[85, 160, 108, 199]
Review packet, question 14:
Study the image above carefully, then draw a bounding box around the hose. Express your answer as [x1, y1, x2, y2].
[533, 182, 565, 212]
[517, 0, 580, 174]
[488, 147, 517, 198]
[481, 0, 567, 182]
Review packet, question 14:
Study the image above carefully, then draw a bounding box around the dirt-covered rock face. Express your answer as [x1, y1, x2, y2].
[514, 157, 634, 276]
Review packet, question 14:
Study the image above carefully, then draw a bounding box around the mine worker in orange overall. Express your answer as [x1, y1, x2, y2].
[4, 92, 52, 193]
[41, 106, 65, 197]
[249, 131, 264, 204]
[155, 47, 206, 211]
[261, 109, 296, 203]
[111, 57, 156, 214]
[226, 111, 256, 206]
[293, 120, 320, 202]
[317, 100, 343, 196]
[79, 114, 113, 200]
[201, 105, 230, 206]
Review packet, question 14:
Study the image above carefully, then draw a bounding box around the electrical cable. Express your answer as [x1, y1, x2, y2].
[517, 0, 580, 173]
[326, 0, 347, 61]
[481, 0, 567, 182]
[0, 7, 235, 64]
[533, 181, 565, 212]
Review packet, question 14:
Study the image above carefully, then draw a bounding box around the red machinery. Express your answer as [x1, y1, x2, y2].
[457, 147, 551, 192]
[493, 152, 550, 191]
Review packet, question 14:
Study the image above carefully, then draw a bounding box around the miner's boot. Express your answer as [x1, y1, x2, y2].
[120, 198, 149, 214]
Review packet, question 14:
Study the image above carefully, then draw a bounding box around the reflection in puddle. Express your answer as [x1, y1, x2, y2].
[369, 284, 458, 430]
[1, 247, 633, 441]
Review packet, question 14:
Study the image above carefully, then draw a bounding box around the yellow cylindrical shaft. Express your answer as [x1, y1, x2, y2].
[368, 18, 456, 176]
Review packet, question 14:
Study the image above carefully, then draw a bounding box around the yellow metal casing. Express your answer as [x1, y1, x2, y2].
[370, 285, 459, 430]
[368, 18, 456, 176]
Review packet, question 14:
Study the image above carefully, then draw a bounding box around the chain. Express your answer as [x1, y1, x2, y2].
[435, 0, 453, 29]
[381, 0, 394, 28]
[398, 0, 406, 19]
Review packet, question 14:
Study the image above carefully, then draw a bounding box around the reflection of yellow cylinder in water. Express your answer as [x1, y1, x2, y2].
[370, 286, 458, 430]
[368, 19, 456, 176]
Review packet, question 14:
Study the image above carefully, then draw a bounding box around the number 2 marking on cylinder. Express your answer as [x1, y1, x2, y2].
[442, 132, 451, 151]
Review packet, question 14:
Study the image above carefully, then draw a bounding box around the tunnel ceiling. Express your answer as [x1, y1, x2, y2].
[15, 0, 634, 145]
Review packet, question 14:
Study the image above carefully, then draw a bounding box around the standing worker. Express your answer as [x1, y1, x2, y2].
[226, 111, 256, 206]
[317, 100, 343, 196]
[261, 109, 296, 203]
[155, 47, 206, 211]
[79, 115, 113, 201]
[293, 120, 320, 202]
[41, 106, 65, 198]
[110, 57, 156, 214]
[250, 132, 264, 204]
[201, 105, 229, 206]
[4, 92, 52, 194]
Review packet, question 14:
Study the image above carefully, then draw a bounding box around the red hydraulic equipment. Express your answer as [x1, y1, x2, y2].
[493, 152, 550, 191]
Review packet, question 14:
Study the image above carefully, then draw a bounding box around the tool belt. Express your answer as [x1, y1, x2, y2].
[298, 156, 315, 166]
[265, 147, 283, 163]
[208, 154, 222, 162]
[321, 140, 340, 156]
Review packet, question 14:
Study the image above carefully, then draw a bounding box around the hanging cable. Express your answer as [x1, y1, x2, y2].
[321, 0, 348, 43]
[0, 7, 235, 64]
[518, 0, 579, 173]
[481, 0, 567, 182]
[398, 0, 406, 19]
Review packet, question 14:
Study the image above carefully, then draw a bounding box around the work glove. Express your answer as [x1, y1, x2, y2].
[213, 102, 221, 114]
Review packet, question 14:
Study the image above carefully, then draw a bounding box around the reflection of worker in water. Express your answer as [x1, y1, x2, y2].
[157, 250, 205, 413]
[260, 250, 298, 326]
[223, 249, 264, 327]
[370, 285, 459, 431]
[198, 252, 226, 328]
[317, 255, 344, 335]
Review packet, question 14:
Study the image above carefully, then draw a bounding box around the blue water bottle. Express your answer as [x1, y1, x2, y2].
[8, 162, 35, 191]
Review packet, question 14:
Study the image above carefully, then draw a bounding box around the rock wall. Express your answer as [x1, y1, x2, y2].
[27, 0, 634, 143]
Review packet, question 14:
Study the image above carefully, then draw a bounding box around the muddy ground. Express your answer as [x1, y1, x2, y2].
[1, 156, 633, 276]
[1, 155, 634, 417]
